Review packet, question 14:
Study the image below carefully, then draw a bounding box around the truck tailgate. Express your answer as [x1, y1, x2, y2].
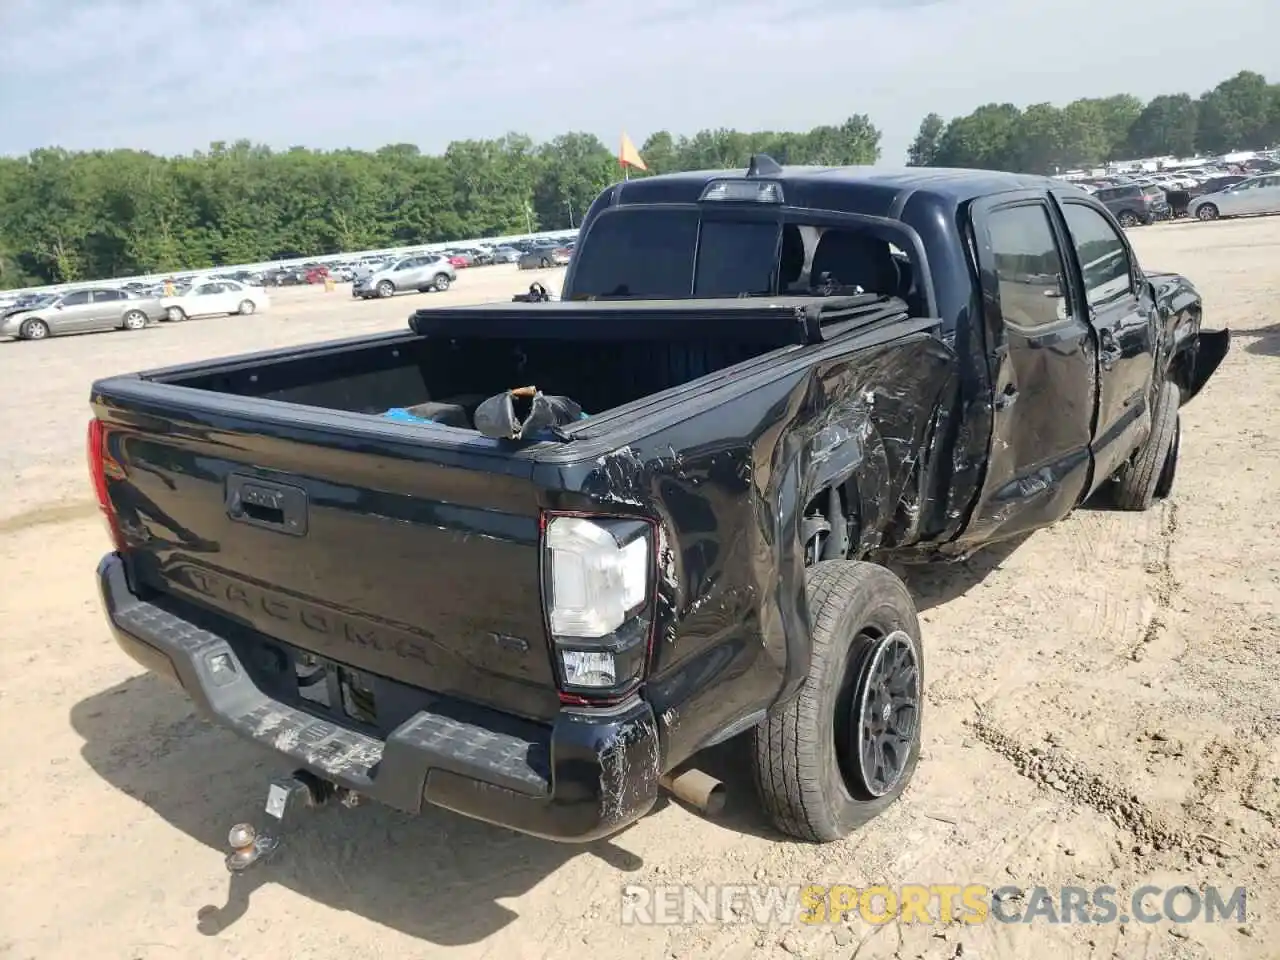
[95, 383, 563, 723]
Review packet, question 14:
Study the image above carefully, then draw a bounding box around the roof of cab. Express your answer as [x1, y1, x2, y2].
[611, 162, 1077, 211]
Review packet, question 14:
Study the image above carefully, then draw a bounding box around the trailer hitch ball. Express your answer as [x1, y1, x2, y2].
[224, 821, 280, 872]
[228, 822, 256, 850]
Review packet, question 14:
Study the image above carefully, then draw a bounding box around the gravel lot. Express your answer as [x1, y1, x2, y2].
[0, 225, 1276, 960]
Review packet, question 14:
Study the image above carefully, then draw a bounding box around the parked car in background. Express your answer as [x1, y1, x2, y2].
[1191, 175, 1248, 197]
[1188, 174, 1280, 221]
[446, 255, 471, 269]
[1093, 184, 1169, 227]
[1, 292, 57, 320]
[1, 287, 164, 341]
[352, 254, 456, 299]
[518, 244, 571, 269]
[490, 246, 521, 263]
[160, 279, 270, 322]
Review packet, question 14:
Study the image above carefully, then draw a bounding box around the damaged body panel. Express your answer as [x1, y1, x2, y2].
[88, 162, 1227, 844]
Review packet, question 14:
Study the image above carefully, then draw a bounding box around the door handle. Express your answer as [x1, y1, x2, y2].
[227, 475, 309, 535]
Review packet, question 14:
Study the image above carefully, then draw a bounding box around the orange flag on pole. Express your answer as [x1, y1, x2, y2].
[619, 132, 647, 178]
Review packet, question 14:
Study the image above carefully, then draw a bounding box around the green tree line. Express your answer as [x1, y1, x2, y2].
[0, 117, 880, 288]
[908, 70, 1280, 174]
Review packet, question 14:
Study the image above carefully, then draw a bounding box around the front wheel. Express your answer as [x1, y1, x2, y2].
[1113, 381, 1180, 511]
[431, 273, 451, 292]
[1196, 203, 1219, 221]
[751, 560, 923, 842]
[166, 306, 186, 322]
[237, 299, 256, 315]
[376, 280, 395, 298]
[1154, 413, 1180, 499]
[20, 318, 50, 340]
[122, 310, 147, 330]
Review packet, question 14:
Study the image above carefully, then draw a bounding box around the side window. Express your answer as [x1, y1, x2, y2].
[986, 203, 1071, 331]
[91, 289, 121, 302]
[61, 291, 91, 306]
[1060, 203, 1134, 307]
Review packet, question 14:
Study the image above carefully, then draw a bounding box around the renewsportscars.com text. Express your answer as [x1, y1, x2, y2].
[620, 883, 1247, 926]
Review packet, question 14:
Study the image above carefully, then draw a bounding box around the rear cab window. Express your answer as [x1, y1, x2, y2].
[568, 206, 924, 309]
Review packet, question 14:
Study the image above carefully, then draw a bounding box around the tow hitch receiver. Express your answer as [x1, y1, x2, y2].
[224, 770, 360, 873]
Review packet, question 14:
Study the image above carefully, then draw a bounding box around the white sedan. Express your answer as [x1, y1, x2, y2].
[1189, 173, 1280, 221]
[160, 279, 270, 322]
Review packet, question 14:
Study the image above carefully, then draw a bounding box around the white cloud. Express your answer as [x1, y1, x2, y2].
[0, 0, 1273, 164]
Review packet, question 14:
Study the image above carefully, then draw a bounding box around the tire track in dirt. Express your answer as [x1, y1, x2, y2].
[1124, 500, 1180, 663]
[0, 498, 98, 536]
[967, 708, 1192, 856]
[1060, 507, 1152, 664]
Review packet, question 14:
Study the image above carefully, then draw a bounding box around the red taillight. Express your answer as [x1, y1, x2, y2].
[87, 418, 126, 551]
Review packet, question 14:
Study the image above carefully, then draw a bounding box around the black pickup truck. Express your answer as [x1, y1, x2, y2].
[89, 158, 1228, 848]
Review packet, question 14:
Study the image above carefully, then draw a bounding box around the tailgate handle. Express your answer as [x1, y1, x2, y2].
[226, 475, 308, 536]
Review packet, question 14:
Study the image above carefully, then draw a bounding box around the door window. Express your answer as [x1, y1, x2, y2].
[1060, 203, 1134, 307]
[985, 203, 1071, 331]
[91, 289, 123, 302]
[60, 291, 91, 306]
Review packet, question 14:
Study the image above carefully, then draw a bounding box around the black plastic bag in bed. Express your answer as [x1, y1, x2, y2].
[473, 385, 585, 440]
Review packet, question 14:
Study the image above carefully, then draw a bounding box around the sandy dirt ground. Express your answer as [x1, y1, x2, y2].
[0, 230, 1276, 960]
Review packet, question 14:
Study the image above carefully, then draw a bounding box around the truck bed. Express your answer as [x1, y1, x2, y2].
[137, 297, 903, 430]
[91, 297, 915, 725]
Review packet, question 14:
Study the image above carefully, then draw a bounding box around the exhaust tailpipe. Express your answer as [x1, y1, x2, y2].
[659, 769, 726, 817]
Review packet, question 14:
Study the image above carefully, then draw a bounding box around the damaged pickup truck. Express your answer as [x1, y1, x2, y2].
[89, 157, 1228, 854]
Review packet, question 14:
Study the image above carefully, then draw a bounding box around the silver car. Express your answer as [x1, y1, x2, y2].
[0, 287, 165, 341]
[517, 245, 572, 270]
[1189, 174, 1280, 221]
[352, 254, 456, 299]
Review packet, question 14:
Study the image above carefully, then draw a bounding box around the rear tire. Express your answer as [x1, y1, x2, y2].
[751, 560, 923, 842]
[1113, 381, 1180, 511]
[20, 318, 49, 340]
[1117, 211, 1140, 228]
[166, 306, 186, 322]
[237, 299, 255, 315]
[122, 310, 147, 330]
[431, 273, 451, 292]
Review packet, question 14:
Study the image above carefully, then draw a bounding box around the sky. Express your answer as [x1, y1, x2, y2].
[0, 0, 1275, 166]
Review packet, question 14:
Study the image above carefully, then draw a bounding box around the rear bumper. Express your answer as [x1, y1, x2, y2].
[97, 553, 661, 842]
